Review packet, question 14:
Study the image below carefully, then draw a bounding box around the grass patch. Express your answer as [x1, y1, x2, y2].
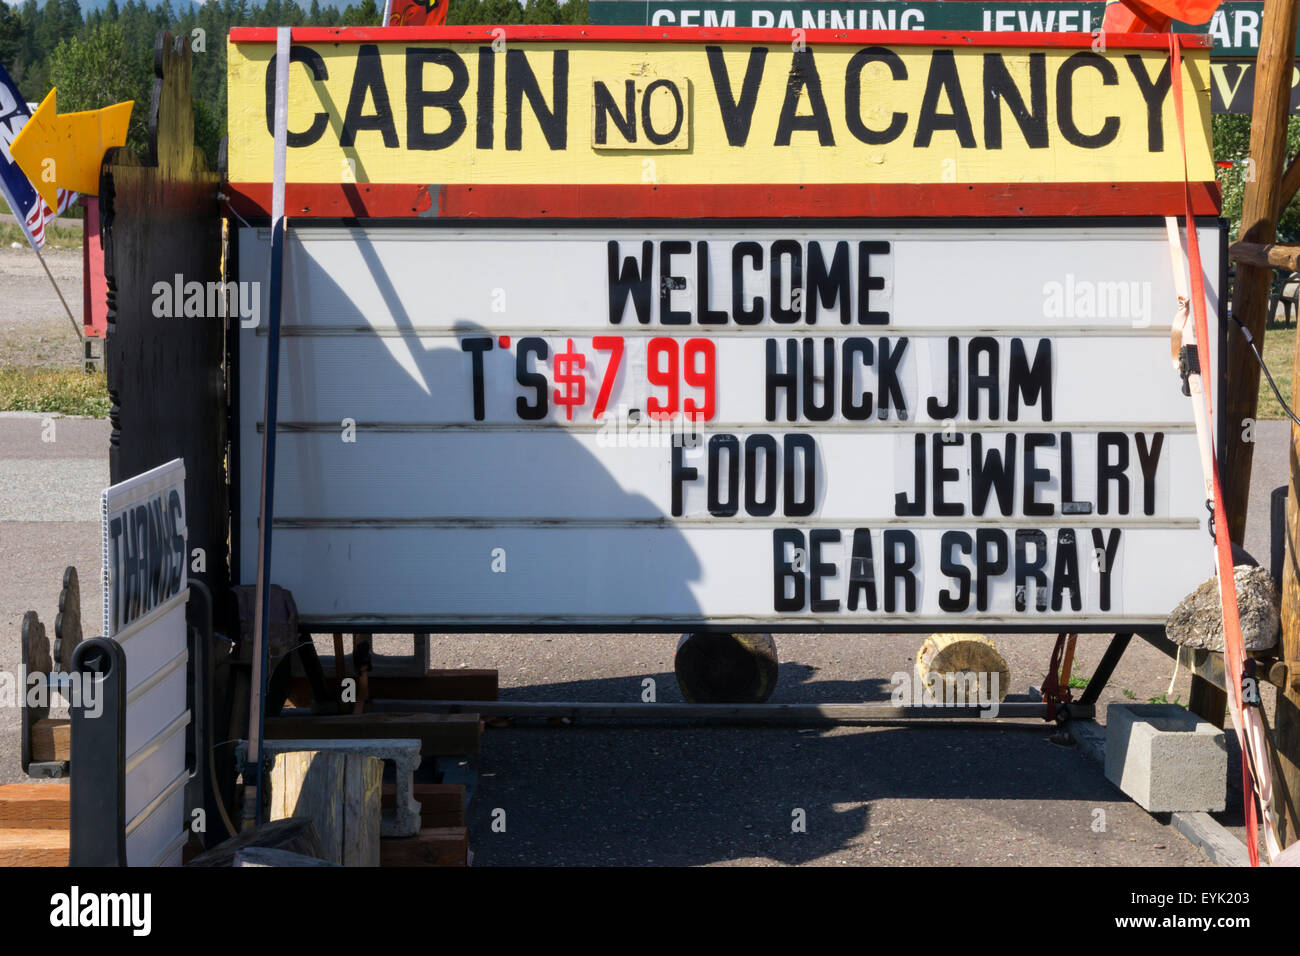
[0, 367, 108, 417]
[1256, 322, 1298, 421]
[0, 221, 81, 252]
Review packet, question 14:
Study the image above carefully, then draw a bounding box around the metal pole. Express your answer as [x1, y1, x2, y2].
[33, 241, 84, 343]
[243, 26, 291, 830]
[364, 699, 1095, 722]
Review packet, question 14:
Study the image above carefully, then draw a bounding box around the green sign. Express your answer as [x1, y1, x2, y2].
[589, 1, 1287, 58]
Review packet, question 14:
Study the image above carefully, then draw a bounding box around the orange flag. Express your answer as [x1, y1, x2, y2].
[1103, 0, 1223, 30]
[387, 0, 450, 26]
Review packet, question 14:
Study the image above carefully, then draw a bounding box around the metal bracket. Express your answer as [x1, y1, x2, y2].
[68, 638, 127, 867]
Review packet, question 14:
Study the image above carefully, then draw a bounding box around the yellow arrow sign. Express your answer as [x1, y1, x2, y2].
[10, 89, 133, 210]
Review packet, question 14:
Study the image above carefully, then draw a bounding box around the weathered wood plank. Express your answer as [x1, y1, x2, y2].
[0, 784, 69, 829]
[187, 818, 325, 867]
[288, 669, 499, 708]
[1229, 240, 1300, 271]
[31, 718, 71, 763]
[383, 783, 465, 828]
[380, 827, 468, 868]
[265, 713, 481, 757]
[0, 829, 69, 866]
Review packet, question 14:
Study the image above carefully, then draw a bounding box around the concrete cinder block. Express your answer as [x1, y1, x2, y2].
[1104, 704, 1226, 813]
[238, 738, 422, 837]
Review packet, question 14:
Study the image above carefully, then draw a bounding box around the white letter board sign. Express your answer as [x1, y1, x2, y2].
[236, 221, 1223, 631]
[102, 457, 191, 866]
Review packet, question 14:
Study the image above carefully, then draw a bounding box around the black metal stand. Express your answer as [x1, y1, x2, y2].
[1077, 633, 1134, 707]
[68, 638, 127, 867]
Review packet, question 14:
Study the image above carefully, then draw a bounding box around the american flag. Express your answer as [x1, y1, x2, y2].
[0, 64, 77, 251]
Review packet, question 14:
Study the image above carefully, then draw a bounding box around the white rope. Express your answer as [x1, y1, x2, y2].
[1165, 216, 1288, 863]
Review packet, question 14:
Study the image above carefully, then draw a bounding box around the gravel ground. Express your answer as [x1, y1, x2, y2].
[0, 246, 84, 370]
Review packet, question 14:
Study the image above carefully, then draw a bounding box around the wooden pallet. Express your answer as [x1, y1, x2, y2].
[0, 784, 69, 866]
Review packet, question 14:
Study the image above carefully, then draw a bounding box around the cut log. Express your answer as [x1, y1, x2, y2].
[380, 826, 468, 867]
[31, 718, 70, 762]
[266, 750, 382, 867]
[0, 829, 68, 866]
[674, 632, 778, 704]
[265, 712, 480, 757]
[0, 783, 69, 828]
[914, 633, 1010, 703]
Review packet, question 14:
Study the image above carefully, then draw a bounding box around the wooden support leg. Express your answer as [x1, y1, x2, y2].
[413, 633, 431, 675]
[353, 635, 372, 715]
[1188, 676, 1228, 730]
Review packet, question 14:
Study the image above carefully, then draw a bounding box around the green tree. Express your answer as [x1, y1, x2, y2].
[14, 0, 45, 95]
[48, 21, 150, 156]
[1214, 113, 1300, 242]
[0, 3, 23, 70]
[36, 0, 84, 63]
[192, 93, 221, 168]
[340, 0, 379, 26]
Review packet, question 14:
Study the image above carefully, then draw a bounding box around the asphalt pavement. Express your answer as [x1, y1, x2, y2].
[0, 415, 1291, 865]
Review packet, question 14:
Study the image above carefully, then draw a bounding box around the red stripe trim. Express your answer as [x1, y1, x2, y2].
[225, 181, 1222, 219]
[227, 25, 1212, 48]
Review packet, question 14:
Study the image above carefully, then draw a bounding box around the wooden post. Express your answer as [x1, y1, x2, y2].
[1279, 284, 1300, 846]
[1224, 0, 1300, 545]
[1210, 0, 1300, 735]
[102, 32, 225, 619]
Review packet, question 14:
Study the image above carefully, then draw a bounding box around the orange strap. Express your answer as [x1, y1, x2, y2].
[1169, 34, 1261, 866]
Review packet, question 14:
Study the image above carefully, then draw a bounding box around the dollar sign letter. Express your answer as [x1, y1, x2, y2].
[552, 338, 587, 421]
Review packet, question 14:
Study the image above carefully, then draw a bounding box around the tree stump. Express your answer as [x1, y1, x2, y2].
[674, 633, 778, 704]
[914, 633, 1010, 703]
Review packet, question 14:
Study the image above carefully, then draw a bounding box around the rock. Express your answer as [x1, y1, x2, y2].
[1166, 565, 1280, 652]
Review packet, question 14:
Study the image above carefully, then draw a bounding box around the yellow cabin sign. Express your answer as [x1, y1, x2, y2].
[226, 26, 1214, 199]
